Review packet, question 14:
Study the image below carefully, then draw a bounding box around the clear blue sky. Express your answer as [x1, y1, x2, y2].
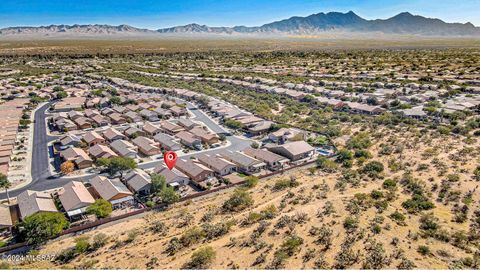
[1, 0, 479, 29]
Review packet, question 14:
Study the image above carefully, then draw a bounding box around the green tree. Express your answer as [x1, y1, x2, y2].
[22, 212, 69, 245]
[87, 199, 112, 219]
[0, 174, 11, 204]
[150, 174, 179, 205]
[97, 157, 137, 178]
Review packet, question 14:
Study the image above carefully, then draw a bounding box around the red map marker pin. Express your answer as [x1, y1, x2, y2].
[164, 151, 177, 170]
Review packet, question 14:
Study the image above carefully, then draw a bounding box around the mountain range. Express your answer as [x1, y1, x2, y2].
[1, 11, 479, 37]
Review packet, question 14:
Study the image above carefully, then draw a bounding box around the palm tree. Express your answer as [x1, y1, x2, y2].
[0, 173, 12, 204]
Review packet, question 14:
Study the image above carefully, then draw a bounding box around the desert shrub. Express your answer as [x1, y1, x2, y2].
[56, 248, 77, 264]
[202, 221, 233, 240]
[92, 233, 109, 250]
[336, 149, 353, 167]
[222, 188, 254, 212]
[316, 156, 338, 172]
[402, 194, 434, 213]
[362, 240, 390, 269]
[383, 178, 397, 189]
[417, 245, 431, 256]
[389, 210, 406, 224]
[346, 132, 371, 150]
[279, 235, 304, 256]
[243, 205, 277, 225]
[343, 216, 359, 232]
[311, 225, 332, 249]
[398, 258, 416, 269]
[201, 207, 218, 223]
[74, 236, 90, 254]
[272, 178, 299, 191]
[362, 161, 384, 178]
[244, 175, 259, 188]
[166, 237, 182, 255]
[180, 226, 205, 247]
[185, 246, 216, 269]
[150, 220, 168, 235]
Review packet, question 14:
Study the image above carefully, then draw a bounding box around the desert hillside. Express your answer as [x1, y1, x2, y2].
[13, 125, 480, 269]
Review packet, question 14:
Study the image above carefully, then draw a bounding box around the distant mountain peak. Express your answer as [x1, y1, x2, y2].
[1, 11, 479, 38]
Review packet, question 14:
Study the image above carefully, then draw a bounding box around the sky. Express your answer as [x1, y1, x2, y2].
[0, 0, 479, 29]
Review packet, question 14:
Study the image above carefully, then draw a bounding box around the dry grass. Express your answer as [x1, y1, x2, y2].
[0, 37, 479, 56]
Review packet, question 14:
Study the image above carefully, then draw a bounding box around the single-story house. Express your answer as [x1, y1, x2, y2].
[143, 122, 162, 137]
[124, 169, 152, 195]
[154, 133, 182, 151]
[73, 117, 92, 129]
[266, 141, 315, 161]
[110, 139, 138, 159]
[124, 126, 144, 138]
[84, 109, 100, 118]
[60, 147, 93, 169]
[59, 134, 82, 148]
[154, 107, 172, 119]
[90, 176, 134, 208]
[176, 118, 198, 130]
[58, 181, 95, 218]
[159, 120, 184, 135]
[0, 204, 13, 230]
[17, 190, 58, 219]
[132, 136, 161, 156]
[91, 114, 110, 127]
[219, 150, 266, 174]
[268, 128, 305, 144]
[139, 109, 159, 122]
[243, 147, 289, 171]
[169, 105, 187, 116]
[190, 126, 219, 145]
[176, 158, 214, 183]
[67, 110, 84, 120]
[109, 112, 127, 124]
[197, 154, 236, 176]
[175, 131, 202, 150]
[88, 144, 118, 159]
[102, 128, 126, 142]
[124, 111, 143, 123]
[153, 164, 189, 187]
[83, 131, 105, 146]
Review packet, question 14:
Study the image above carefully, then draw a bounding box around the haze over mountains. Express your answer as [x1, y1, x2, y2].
[1, 11, 479, 38]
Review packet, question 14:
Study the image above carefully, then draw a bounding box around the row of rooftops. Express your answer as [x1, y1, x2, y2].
[145, 72, 480, 116]
[0, 98, 29, 175]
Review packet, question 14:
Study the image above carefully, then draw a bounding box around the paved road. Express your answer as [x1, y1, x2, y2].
[32, 102, 58, 180]
[0, 100, 252, 200]
[0, 102, 62, 199]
